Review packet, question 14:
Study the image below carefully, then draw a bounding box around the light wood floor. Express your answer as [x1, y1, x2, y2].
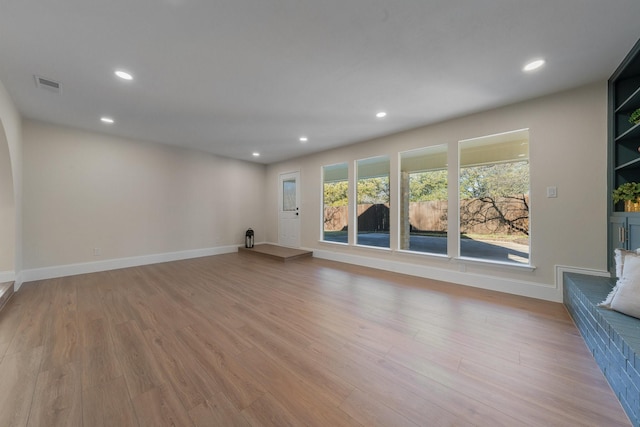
[0, 253, 631, 426]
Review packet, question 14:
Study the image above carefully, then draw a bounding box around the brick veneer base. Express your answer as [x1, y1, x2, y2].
[564, 273, 640, 427]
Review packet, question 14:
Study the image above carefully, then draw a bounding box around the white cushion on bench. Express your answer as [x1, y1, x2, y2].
[609, 254, 640, 319]
[599, 248, 640, 309]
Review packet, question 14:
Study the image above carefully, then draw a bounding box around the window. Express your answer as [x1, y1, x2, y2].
[322, 163, 348, 243]
[282, 178, 297, 212]
[459, 129, 530, 264]
[356, 156, 390, 248]
[399, 145, 448, 254]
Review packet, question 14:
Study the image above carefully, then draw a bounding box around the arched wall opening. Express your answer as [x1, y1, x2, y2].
[0, 119, 16, 280]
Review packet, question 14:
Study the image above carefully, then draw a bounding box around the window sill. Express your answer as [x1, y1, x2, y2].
[318, 240, 349, 246]
[455, 256, 536, 272]
[354, 244, 392, 252]
[396, 249, 449, 259]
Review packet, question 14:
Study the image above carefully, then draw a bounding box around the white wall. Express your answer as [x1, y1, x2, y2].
[0, 79, 21, 285]
[265, 82, 609, 301]
[22, 120, 266, 275]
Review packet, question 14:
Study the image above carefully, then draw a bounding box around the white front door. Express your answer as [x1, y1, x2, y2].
[278, 171, 300, 248]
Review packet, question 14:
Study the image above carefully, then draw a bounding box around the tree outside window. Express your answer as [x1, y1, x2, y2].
[399, 145, 448, 254]
[459, 129, 530, 264]
[356, 156, 390, 248]
[322, 163, 348, 243]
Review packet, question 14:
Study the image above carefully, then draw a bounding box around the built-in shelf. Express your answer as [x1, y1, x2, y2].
[615, 156, 640, 170]
[615, 121, 640, 142]
[609, 39, 640, 271]
[615, 86, 640, 113]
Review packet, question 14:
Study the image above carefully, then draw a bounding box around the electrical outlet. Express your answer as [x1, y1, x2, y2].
[93, 247, 101, 256]
[546, 186, 557, 198]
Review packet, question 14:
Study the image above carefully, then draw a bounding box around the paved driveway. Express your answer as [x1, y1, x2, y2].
[325, 233, 529, 264]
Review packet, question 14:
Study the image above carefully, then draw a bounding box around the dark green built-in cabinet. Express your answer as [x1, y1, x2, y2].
[609, 38, 640, 273]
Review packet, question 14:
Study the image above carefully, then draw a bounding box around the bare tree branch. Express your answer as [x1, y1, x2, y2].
[460, 195, 529, 236]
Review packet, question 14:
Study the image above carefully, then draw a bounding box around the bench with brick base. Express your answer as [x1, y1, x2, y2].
[564, 273, 640, 427]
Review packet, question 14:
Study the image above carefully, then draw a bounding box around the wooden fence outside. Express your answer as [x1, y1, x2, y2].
[324, 200, 528, 235]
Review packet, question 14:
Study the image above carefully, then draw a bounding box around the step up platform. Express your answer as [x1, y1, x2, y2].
[238, 244, 312, 262]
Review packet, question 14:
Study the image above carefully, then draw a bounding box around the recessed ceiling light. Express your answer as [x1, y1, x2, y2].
[376, 112, 387, 118]
[299, 137, 308, 142]
[100, 117, 114, 124]
[115, 70, 133, 80]
[523, 59, 545, 72]
[252, 152, 260, 157]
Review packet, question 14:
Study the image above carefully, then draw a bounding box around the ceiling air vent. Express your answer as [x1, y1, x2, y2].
[34, 75, 61, 94]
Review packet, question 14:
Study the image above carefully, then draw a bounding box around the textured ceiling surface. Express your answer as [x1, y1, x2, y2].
[1, 0, 639, 163]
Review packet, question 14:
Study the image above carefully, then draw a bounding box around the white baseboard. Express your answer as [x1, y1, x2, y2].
[0, 270, 15, 283]
[20, 245, 239, 285]
[312, 248, 564, 302]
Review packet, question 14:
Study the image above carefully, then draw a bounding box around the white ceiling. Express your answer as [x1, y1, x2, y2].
[1, 1, 639, 164]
